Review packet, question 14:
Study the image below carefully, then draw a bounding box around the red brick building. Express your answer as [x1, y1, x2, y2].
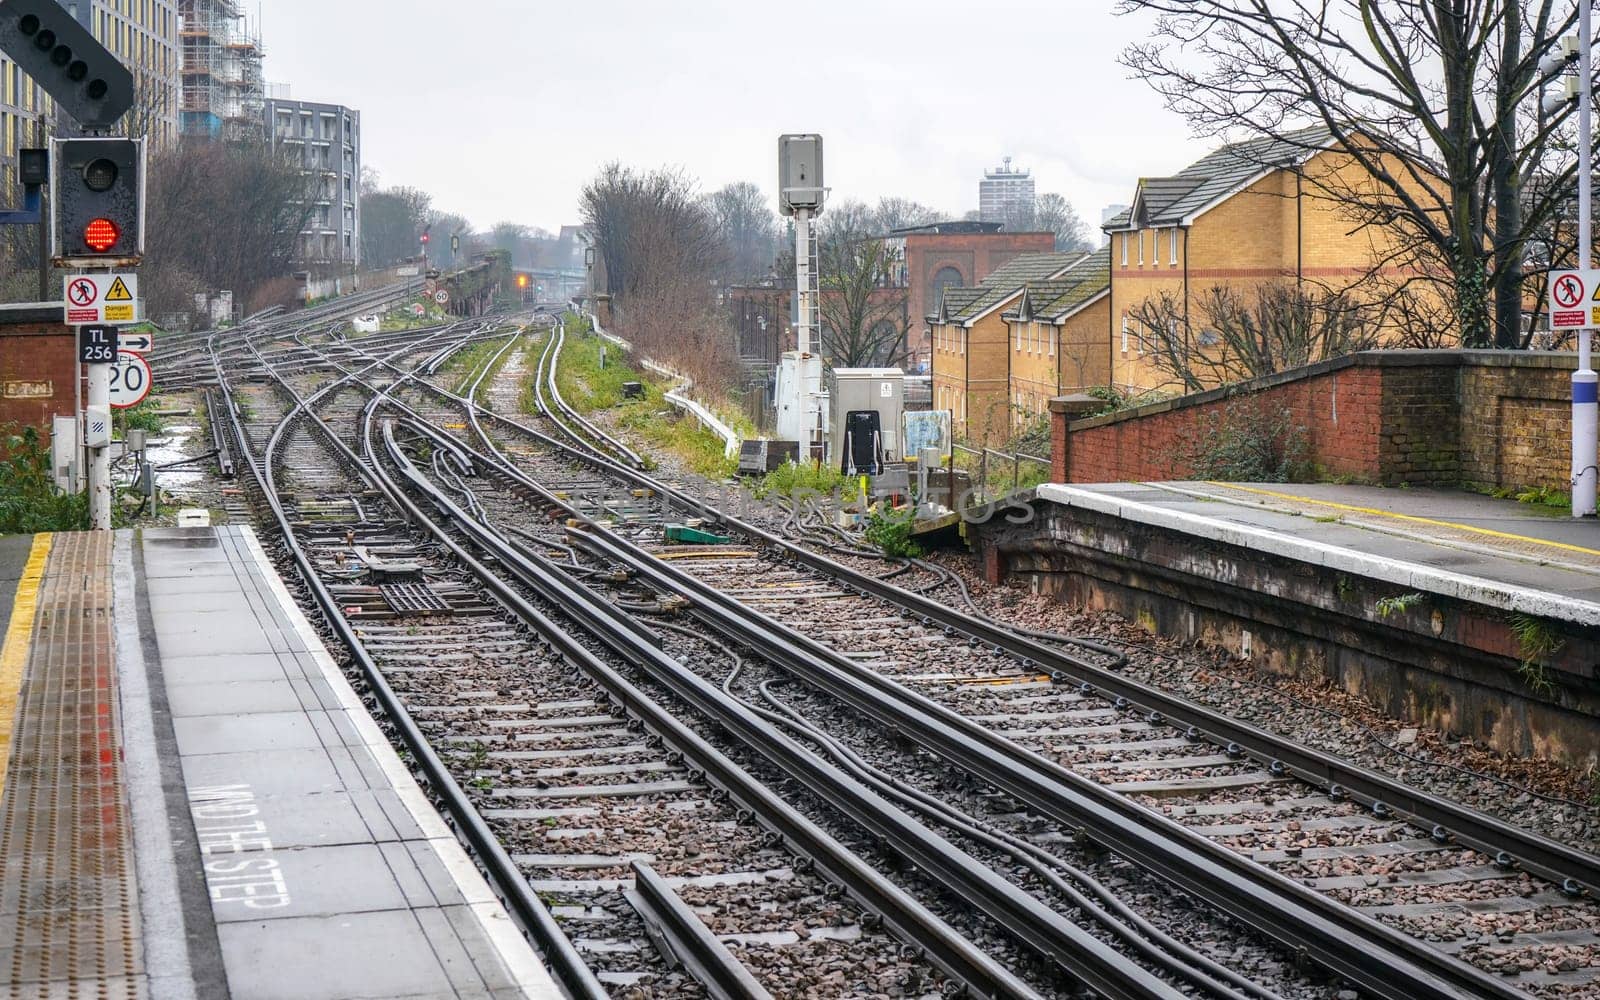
[1, 308, 76, 450]
[898, 222, 1055, 369]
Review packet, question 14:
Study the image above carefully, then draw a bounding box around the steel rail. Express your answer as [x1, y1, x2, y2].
[369, 413, 1183, 1000]
[362, 415, 1056, 1000]
[544, 321, 645, 468]
[209, 328, 611, 1000]
[569, 523, 1525, 1000]
[478, 357, 1600, 903]
[624, 862, 774, 1000]
[410, 319, 1600, 906]
[351, 319, 1592, 985]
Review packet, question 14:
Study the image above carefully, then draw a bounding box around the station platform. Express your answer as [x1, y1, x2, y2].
[1042, 481, 1600, 623]
[0, 527, 561, 1000]
[972, 482, 1600, 763]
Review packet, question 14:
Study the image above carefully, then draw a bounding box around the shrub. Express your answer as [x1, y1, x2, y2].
[0, 425, 87, 534]
[864, 505, 923, 558]
[1177, 398, 1309, 482]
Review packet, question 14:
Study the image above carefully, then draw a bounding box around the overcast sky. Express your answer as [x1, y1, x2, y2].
[259, 0, 1214, 233]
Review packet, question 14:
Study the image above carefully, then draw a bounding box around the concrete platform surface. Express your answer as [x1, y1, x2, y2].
[0, 527, 564, 1000]
[1037, 482, 1600, 625]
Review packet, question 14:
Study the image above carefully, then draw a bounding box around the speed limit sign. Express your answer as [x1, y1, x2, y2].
[109, 352, 153, 409]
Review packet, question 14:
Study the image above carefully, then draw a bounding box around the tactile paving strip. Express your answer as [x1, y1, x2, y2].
[0, 532, 144, 998]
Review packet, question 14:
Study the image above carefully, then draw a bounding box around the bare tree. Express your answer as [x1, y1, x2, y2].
[1118, 0, 1580, 348]
[705, 182, 780, 282]
[581, 163, 737, 389]
[1035, 193, 1093, 251]
[817, 208, 911, 367]
[871, 196, 942, 232]
[1129, 282, 1381, 391]
[143, 140, 317, 317]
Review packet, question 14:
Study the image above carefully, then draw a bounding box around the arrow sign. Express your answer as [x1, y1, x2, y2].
[118, 331, 153, 354]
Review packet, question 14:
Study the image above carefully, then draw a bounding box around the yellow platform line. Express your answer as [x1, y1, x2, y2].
[0, 534, 52, 794]
[1206, 483, 1600, 558]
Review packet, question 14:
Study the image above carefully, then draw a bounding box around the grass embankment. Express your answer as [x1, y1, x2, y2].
[529, 318, 741, 480]
[440, 336, 517, 399]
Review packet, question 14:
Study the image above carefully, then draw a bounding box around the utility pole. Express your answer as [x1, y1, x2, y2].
[776, 134, 826, 459]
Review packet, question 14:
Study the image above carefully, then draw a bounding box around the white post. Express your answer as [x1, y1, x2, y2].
[1575, 0, 1598, 517]
[87, 360, 111, 530]
[793, 205, 816, 456]
[794, 206, 812, 357]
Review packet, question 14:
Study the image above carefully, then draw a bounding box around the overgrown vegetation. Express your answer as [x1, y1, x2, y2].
[1177, 399, 1309, 482]
[750, 459, 849, 501]
[530, 320, 742, 480]
[0, 426, 87, 535]
[1374, 592, 1427, 618]
[863, 505, 923, 558]
[1508, 612, 1564, 696]
[1085, 385, 1174, 417]
[1514, 485, 1569, 511]
[120, 399, 165, 434]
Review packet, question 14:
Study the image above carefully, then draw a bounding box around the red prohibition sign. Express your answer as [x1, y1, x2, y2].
[67, 278, 97, 307]
[1554, 274, 1584, 309]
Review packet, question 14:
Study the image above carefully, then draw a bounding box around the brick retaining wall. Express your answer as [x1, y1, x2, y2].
[1053, 351, 1589, 492]
[1, 325, 77, 448]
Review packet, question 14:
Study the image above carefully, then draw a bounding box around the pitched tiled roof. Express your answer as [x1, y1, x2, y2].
[1035, 248, 1111, 320]
[1106, 125, 1334, 231]
[952, 251, 1088, 323]
[1001, 248, 1111, 322]
[929, 285, 983, 322]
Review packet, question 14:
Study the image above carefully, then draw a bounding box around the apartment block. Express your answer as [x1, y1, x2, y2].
[264, 97, 360, 269]
[178, 0, 263, 140]
[979, 157, 1034, 227]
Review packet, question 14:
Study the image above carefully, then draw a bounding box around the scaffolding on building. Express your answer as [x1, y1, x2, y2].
[178, 0, 264, 140]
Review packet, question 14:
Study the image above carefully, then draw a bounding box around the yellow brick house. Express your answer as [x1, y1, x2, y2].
[1102, 126, 1416, 394]
[1002, 247, 1112, 429]
[930, 251, 1086, 444]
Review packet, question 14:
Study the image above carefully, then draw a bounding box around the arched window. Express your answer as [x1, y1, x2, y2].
[930, 266, 964, 308]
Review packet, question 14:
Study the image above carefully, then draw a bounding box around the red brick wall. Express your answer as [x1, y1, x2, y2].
[906, 232, 1054, 353]
[0, 327, 78, 448]
[1053, 351, 1588, 490]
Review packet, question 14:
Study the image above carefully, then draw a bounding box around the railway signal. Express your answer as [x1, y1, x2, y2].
[0, 0, 134, 128]
[52, 137, 145, 265]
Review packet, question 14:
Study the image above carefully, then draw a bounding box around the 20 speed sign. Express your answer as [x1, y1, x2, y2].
[109, 352, 153, 409]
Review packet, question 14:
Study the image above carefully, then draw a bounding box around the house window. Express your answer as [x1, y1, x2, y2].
[1120, 233, 1128, 267]
[1198, 328, 1221, 347]
[1048, 327, 1056, 357]
[1137, 230, 1144, 265]
[1170, 228, 1179, 265]
[1015, 322, 1023, 350]
[1121, 315, 1130, 353]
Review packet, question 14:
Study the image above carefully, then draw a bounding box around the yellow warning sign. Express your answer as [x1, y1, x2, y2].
[103, 304, 134, 322]
[104, 276, 134, 302]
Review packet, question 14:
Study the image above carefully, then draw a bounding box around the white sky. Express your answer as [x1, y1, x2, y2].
[259, 0, 1214, 232]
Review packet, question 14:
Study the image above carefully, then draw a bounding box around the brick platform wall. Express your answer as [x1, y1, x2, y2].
[1053, 351, 1590, 492]
[0, 326, 77, 448]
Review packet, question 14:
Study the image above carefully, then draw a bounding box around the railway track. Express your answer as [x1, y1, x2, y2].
[198, 319, 1024, 999]
[174, 313, 1600, 999]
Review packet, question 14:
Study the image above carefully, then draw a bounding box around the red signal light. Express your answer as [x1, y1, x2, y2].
[420, 233, 430, 244]
[84, 217, 120, 253]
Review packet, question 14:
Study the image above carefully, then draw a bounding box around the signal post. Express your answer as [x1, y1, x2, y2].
[1, 0, 142, 530]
